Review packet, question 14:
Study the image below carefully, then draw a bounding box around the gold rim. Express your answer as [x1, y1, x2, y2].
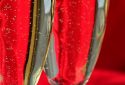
[24, 0, 39, 84]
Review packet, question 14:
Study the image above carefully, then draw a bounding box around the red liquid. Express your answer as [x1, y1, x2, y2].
[0, 0, 30, 85]
[53, 0, 95, 84]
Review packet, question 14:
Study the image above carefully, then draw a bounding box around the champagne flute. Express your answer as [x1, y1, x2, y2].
[24, 0, 109, 85]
